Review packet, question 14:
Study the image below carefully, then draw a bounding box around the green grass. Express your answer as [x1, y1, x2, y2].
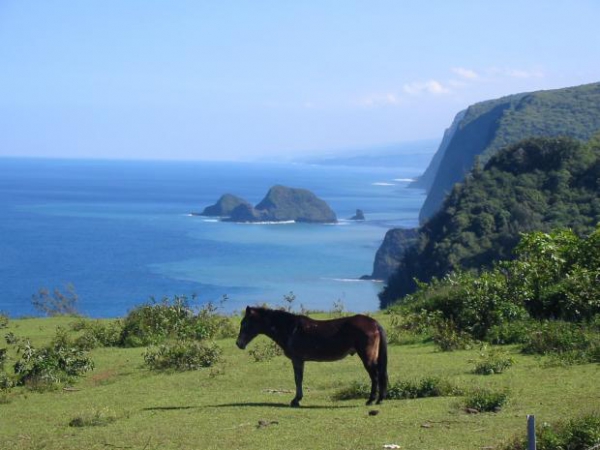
[1, 316, 599, 450]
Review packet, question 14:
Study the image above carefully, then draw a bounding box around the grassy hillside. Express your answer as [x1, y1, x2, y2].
[1, 314, 599, 450]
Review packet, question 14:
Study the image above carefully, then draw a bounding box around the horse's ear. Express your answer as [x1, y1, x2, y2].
[245, 306, 253, 315]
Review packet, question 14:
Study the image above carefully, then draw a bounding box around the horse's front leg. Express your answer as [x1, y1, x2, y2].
[291, 359, 304, 407]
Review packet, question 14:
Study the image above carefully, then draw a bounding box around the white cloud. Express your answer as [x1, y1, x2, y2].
[359, 93, 402, 107]
[452, 67, 479, 80]
[506, 68, 545, 79]
[488, 67, 545, 79]
[403, 80, 451, 96]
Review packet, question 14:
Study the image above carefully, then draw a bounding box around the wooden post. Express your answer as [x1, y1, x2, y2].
[527, 415, 536, 450]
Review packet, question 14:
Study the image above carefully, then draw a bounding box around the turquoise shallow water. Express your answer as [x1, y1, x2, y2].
[0, 158, 426, 317]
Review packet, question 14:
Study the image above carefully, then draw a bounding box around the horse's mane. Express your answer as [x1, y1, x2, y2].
[251, 307, 305, 324]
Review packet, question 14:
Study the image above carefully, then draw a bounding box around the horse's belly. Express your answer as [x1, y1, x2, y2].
[294, 345, 354, 362]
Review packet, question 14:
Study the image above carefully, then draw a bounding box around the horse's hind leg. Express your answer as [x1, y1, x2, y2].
[365, 364, 379, 405]
[290, 359, 304, 407]
[357, 350, 379, 405]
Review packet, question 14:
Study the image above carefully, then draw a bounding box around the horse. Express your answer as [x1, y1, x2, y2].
[236, 306, 388, 407]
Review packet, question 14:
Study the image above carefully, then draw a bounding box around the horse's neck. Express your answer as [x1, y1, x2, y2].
[262, 311, 298, 348]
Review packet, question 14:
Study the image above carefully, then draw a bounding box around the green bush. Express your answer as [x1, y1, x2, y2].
[69, 407, 118, 427]
[503, 413, 600, 450]
[0, 371, 14, 391]
[387, 227, 600, 344]
[0, 348, 7, 371]
[463, 388, 509, 413]
[194, 301, 237, 340]
[387, 377, 462, 400]
[143, 340, 222, 371]
[119, 296, 235, 347]
[332, 377, 462, 401]
[521, 321, 600, 364]
[486, 320, 535, 345]
[247, 341, 282, 362]
[385, 310, 432, 345]
[0, 313, 8, 329]
[331, 380, 370, 401]
[119, 296, 193, 347]
[73, 320, 123, 350]
[472, 349, 514, 375]
[13, 335, 94, 389]
[432, 319, 474, 352]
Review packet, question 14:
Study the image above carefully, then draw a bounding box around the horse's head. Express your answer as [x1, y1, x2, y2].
[236, 306, 263, 349]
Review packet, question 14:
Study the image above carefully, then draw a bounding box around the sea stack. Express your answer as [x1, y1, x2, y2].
[228, 185, 337, 223]
[349, 209, 365, 221]
[195, 194, 252, 217]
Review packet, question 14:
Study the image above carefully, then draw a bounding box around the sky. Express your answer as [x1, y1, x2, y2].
[1, 1, 599, 161]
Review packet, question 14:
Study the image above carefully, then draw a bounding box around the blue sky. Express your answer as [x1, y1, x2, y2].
[1, 1, 599, 161]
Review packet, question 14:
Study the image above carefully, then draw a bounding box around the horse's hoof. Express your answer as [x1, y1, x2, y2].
[290, 400, 301, 408]
[366, 399, 374, 406]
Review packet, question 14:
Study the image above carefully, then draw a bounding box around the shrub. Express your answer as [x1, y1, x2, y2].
[521, 321, 600, 364]
[332, 380, 370, 401]
[432, 319, 474, 352]
[69, 407, 118, 427]
[31, 284, 80, 317]
[332, 377, 461, 401]
[387, 377, 462, 400]
[486, 320, 535, 345]
[0, 348, 7, 371]
[463, 388, 509, 413]
[119, 296, 235, 347]
[194, 301, 237, 340]
[0, 371, 14, 391]
[502, 413, 600, 450]
[5, 332, 19, 345]
[330, 299, 345, 317]
[385, 311, 432, 346]
[143, 340, 222, 371]
[13, 333, 94, 389]
[0, 313, 8, 329]
[247, 341, 282, 362]
[119, 296, 193, 347]
[472, 348, 514, 375]
[386, 227, 600, 344]
[73, 320, 122, 350]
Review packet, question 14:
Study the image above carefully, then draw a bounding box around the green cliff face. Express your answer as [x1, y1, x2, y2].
[409, 109, 466, 191]
[380, 135, 600, 308]
[420, 82, 600, 222]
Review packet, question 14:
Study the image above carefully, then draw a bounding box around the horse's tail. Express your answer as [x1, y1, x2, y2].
[377, 323, 388, 400]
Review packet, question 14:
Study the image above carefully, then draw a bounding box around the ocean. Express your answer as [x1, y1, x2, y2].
[0, 157, 426, 317]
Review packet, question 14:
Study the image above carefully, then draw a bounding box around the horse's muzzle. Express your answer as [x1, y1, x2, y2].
[236, 338, 247, 350]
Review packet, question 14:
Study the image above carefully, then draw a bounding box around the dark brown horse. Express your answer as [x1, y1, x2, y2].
[236, 306, 388, 407]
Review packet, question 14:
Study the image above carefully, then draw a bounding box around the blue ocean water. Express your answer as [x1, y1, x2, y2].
[0, 158, 426, 317]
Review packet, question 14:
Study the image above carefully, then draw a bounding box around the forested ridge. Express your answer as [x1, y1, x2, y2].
[380, 135, 600, 307]
[419, 82, 600, 221]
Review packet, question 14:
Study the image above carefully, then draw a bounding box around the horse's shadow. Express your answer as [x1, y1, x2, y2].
[143, 403, 357, 411]
[210, 402, 357, 410]
[143, 406, 201, 412]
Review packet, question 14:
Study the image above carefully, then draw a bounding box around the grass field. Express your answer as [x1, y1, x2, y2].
[1, 315, 599, 450]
